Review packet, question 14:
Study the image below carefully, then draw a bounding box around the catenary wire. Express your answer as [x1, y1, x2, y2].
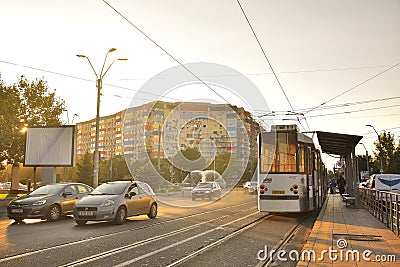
[101, 0, 231, 106]
[304, 61, 400, 115]
[236, 0, 310, 131]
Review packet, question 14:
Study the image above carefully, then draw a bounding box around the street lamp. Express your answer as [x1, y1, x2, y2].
[366, 124, 384, 174]
[77, 48, 127, 187]
[359, 142, 369, 179]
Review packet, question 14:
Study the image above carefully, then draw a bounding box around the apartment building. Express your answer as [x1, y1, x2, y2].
[75, 101, 259, 165]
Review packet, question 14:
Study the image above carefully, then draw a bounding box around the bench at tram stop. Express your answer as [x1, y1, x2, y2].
[341, 194, 355, 207]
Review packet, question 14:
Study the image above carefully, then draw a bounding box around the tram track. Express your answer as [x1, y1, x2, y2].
[62, 210, 266, 267]
[256, 214, 307, 267]
[0, 201, 254, 264]
[166, 214, 273, 267]
[57, 211, 307, 267]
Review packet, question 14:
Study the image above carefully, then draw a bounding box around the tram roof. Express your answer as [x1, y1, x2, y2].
[316, 131, 362, 156]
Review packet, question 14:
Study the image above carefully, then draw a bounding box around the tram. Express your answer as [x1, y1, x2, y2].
[257, 124, 327, 213]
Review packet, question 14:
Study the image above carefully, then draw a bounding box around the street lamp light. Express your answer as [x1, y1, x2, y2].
[77, 48, 127, 187]
[359, 142, 369, 179]
[366, 124, 384, 174]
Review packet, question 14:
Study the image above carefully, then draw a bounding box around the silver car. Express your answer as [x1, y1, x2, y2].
[73, 181, 158, 225]
[7, 183, 93, 223]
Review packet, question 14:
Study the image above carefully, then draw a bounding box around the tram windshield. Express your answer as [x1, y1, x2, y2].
[260, 131, 297, 173]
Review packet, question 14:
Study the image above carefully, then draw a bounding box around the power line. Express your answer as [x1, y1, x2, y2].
[236, 0, 308, 131]
[102, 0, 231, 106]
[120, 64, 396, 80]
[299, 96, 400, 113]
[306, 104, 400, 118]
[0, 59, 181, 102]
[255, 95, 400, 117]
[236, 0, 294, 112]
[304, 61, 400, 115]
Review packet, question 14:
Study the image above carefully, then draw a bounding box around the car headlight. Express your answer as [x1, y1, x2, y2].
[205, 191, 210, 194]
[32, 199, 47, 206]
[100, 200, 115, 207]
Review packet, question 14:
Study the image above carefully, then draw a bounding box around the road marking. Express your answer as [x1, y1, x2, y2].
[60, 208, 258, 267]
[0, 201, 253, 263]
[114, 211, 263, 267]
[167, 214, 273, 266]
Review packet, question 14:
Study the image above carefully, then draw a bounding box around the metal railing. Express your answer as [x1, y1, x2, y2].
[359, 188, 400, 236]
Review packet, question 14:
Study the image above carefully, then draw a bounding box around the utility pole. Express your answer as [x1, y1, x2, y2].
[366, 124, 384, 173]
[359, 142, 369, 179]
[77, 49, 127, 187]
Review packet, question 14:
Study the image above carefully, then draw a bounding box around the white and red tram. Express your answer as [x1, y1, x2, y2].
[258, 125, 327, 213]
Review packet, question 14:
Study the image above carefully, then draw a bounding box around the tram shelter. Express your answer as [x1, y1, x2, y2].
[316, 131, 362, 207]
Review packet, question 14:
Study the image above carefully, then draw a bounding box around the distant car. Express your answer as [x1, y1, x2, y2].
[0, 182, 27, 190]
[73, 181, 158, 225]
[243, 181, 258, 194]
[359, 181, 368, 188]
[7, 183, 93, 223]
[191, 182, 222, 200]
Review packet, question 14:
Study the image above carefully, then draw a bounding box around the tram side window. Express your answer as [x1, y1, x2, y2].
[272, 132, 297, 173]
[298, 143, 305, 173]
[260, 132, 275, 173]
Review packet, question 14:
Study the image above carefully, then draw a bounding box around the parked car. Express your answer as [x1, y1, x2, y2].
[73, 181, 158, 225]
[0, 182, 27, 190]
[7, 182, 93, 223]
[365, 174, 400, 201]
[191, 182, 222, 200]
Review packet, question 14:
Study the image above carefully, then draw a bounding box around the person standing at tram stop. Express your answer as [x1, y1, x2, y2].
[329, 179, 337, 194]
[338, 174, 346, 196]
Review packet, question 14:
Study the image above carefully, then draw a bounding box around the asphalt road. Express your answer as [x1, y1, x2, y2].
[0, 189, 318, 267]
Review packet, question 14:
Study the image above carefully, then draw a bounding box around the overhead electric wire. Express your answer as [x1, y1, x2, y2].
[0, 59, 181, 102]
[304, 61, 400, 115]
[102, 0, 231, 106]
[120, 64, 396, 80]
[236, 0, 310, 131]
[255, 95, 400, 116]
[306, 104, 400, 118]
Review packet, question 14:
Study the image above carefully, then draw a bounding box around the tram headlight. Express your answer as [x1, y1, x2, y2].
[260, 189, 265, 194]
[293, 189, 298, 194]
[260, 184, 265, 189]
[293, 184, 298, 189]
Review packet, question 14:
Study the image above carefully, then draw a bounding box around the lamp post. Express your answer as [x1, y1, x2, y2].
[366, 124, 384, 174]
[77, 48, 127, 187]
[359, 142, 369, 179]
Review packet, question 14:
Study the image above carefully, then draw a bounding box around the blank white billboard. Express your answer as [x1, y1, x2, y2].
[24, 126, 75, 167]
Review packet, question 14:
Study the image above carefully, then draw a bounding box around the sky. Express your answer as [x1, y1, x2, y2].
[1, 0, 399, 170]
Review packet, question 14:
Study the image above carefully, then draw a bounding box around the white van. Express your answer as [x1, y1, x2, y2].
[366, 174, 400, 201]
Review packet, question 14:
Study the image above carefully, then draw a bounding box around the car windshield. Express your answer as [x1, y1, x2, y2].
[29, 184, 65, 196]
[90, 183, 127, 195]
[196, 183, 213, 188]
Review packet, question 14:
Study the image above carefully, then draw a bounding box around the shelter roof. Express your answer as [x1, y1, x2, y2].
[316, 131, 363, 156]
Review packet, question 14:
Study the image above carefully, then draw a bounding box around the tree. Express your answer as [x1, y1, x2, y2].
[75, 153, 94, 187]
[99, 155, 132, 183]
[390, 147, 400, 174]
[0, 75, 21, 166]
[0, 74, 66, 165]
[373, 132, 396, 174]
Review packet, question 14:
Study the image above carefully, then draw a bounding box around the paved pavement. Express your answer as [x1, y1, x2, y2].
[297, 194, 400, 266]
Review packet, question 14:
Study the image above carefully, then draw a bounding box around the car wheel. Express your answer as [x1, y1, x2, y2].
[75, 220, 87, 226]
[114, 206, 127, 225]
[147, 203, 157, 219]
[47, 204, 61, 221]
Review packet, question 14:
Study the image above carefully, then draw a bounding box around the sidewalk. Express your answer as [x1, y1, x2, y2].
[297, 194, 400, 266]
